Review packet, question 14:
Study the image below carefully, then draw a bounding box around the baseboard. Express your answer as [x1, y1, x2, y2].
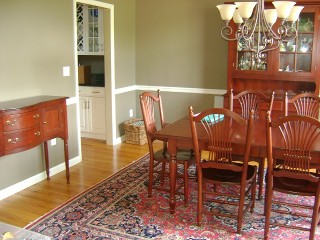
[0, 156, 81, 201]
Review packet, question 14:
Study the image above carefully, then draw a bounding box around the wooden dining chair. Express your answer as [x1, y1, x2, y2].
[264, 112, 320, 240]
[229, 89, 275, 200]
[284, 92, 320, 119]
[189, 106, 257, 234]
[139, 90, 191, 203]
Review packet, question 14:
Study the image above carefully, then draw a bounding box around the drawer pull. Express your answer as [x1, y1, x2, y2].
[8, 138, 19, 144]
[6, 120, 16, 126]
[43, 121, 47, 124]
[33, 114, 40, 118]
[34, 131, 41, 136]
[92, 91, 100, 94]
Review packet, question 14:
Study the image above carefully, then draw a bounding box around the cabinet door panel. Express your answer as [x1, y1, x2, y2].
[79, 97, 89, 132]
[89, 97, 106, 134]
[42, 104, 65, 140]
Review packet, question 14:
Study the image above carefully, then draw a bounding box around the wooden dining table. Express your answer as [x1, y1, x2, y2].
[155, 115, 320, 214]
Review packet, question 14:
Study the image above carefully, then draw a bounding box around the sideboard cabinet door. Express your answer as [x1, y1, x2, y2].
[41, 100, 67, 141]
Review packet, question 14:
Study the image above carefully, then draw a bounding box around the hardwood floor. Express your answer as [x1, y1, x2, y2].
[0, 138, 158, 228]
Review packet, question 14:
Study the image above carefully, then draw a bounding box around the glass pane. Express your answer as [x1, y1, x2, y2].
[94, 25, 98, 37]
[237, 52, 267, 70]
[237, 38, 249, 51]
[94, 39, 99, 52]
[237, 52, 251, 70]
[89, 39, 93, 52]
[297, 34, 313, 53]
[88, 23, 93, 37]
[280, 40, 296, 53]
[88, 9, 93, 23]
[297, 54, 311, 72]
[279, 54, 295, 72]
[94, 9, 99, 22]
[298, 13, 314, 33]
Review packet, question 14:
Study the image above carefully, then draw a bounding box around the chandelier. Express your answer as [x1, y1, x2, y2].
[216, 1, 304, 60]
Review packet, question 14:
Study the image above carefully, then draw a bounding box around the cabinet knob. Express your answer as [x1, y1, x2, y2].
[33, 114, 40, 119]
[6, 120, 16, 126]
[34, 131, 41, 136]
[43, 121, 47, 125]
[8, 138, 19, 144]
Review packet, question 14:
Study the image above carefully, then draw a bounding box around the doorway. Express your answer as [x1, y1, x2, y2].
[74, 0, 115, 145]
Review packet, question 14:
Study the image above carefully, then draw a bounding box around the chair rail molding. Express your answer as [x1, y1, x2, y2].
[115, 85, 227, 95]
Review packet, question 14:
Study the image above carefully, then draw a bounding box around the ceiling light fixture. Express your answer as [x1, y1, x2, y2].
[216, 1, 303, 60]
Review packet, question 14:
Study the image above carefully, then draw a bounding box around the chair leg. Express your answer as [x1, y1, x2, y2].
[251, 175, 257, 212]
[148, 157, 155, 198]
[197, 178, 203, 226]
[264, 188, 273, 239]
[309, 194, 320, 240]
[258, 158, 265, 200]
[237, 185, 246, 234]
[184, 161, 189, 204]
[160, 161, 166, 185]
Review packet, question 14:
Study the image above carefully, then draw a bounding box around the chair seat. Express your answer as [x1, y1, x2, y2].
[154, 149, 192, 162]
[203, 165, 257, 184]
[273, 174, 320, 195]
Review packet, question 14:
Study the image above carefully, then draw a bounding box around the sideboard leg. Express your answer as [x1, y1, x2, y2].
[43, 141, 50, 180]
[64, 139, 70, 184]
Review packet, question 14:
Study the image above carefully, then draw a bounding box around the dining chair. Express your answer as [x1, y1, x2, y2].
[140, 90, 191, 203]
[229, 89, 275, 200]
[284, 92, 320, 119]
[189, 106, 257, 234]
[264, 112, 320, 240]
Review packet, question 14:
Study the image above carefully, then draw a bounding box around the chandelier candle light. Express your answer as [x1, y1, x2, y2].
[216, 1, 304, 60]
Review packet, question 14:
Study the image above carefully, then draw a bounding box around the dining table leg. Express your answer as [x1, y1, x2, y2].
[168, 139, 177, 214]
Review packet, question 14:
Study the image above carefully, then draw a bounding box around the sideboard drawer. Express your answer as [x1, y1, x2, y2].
[4, 126, 41, 151]
[3, 109, 40, 132]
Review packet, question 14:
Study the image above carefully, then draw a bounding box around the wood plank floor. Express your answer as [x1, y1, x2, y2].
[0, 138, 159, 228]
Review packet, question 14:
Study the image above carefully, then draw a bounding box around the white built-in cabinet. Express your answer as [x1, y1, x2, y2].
[77, 3, 104, 55]
[79, 86, 106, 140]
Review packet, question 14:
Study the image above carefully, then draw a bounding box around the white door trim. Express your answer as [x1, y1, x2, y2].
[73, 0, 116, 146]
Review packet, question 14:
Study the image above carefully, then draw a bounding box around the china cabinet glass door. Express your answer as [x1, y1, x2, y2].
[236, 31, 268, 71]
[77, 4, 104, 55]
[279, 12, 315, 72]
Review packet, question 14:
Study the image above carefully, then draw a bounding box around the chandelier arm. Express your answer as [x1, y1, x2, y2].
[277, 24, 298, 42]
[221, 25, 237, 41]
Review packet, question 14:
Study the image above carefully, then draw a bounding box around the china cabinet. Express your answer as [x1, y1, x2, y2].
[77, 3, 104, 55]
[79, 86, 106, 140]
[225, 1, 320, 117]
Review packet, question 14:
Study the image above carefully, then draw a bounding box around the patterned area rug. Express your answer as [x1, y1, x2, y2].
[26, 154, 319, 240]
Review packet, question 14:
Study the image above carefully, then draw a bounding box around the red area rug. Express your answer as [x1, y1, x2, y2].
[26, 154, 319, 239]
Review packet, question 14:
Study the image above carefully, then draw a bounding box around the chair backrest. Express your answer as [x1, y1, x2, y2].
[284, 92, 320, 119]
[139, 90, 165, 142]
[266, 112, 320, 182]
[189, 107, 254, 175]
[230, 89, 274, 119]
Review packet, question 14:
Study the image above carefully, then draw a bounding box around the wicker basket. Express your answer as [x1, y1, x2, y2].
[124, 119, 147, 145]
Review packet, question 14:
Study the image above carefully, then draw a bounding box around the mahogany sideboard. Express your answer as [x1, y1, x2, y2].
[0, 96, 70, 183]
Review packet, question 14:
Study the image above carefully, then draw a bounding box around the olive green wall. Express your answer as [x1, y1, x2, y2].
[0, 0, 79, 192]
[0, 0, 228, 196]
[134, 0, 227, 123]
[135, 0, 227, 89]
